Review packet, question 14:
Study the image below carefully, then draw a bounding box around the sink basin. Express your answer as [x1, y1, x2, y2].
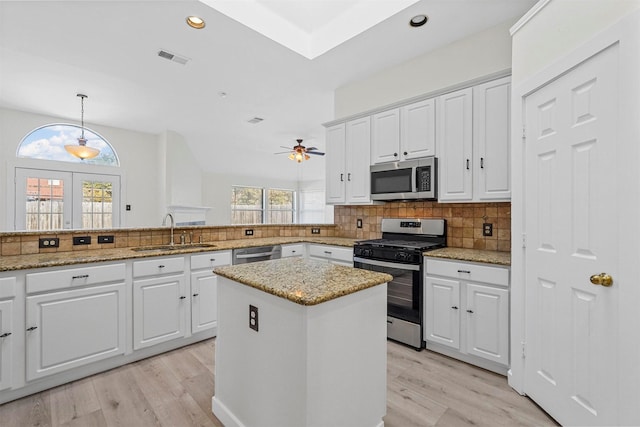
[132, 243, 217, 252]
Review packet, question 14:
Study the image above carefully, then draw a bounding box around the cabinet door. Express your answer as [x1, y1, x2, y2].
[345, 116, 372, 203]
[424, 276, 460, 349]
[0, 299, 13, 391]
[401, 98, 436, 160]
[437, 87, 473, 201]
[371, 109, 400, 164]
[191, 270, 218, 334]
[281, 244, 305, 258]
[26, 283, 126, 381]
[474, 77, 511, 200]
[325, 123, 346, 204]
[133, 274, 186, 350]
[465, 283, 509, 365]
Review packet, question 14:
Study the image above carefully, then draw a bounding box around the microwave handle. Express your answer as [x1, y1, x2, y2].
[411, 166, 417, 193]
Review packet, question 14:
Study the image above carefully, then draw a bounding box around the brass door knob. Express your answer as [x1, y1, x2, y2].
[590, 273, 613, 287]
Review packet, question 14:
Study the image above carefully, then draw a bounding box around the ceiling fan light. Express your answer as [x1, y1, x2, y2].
[288, 153, 295, 161]
[304, 154, 310, 161]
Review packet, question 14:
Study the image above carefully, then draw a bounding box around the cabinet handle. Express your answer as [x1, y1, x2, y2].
[466, 159, 470, 170]
[451, 306, 458, 310]
[466, 309, 474, 314]
[179, 296, 186, 300]
[26, 326, 38, 331]
[347, 173, 351, 181]
[0, 332, 12, 338]
[210, 258, 216, 262]
[394, 152, 398, 157]
[480, 157, 484, 169]
[72, 274, 89, 279]
[340, 173, 344, 182]
[403, 151, 408, 156]
[193, 293, 199, 297]
[158, 265, 165, 268]
[291, 250, 296, 253]
[457, 269, 471, 274]
[324, 251, 332, 255]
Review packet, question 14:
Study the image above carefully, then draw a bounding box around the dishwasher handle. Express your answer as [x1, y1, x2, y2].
[235, 251, 278, 259]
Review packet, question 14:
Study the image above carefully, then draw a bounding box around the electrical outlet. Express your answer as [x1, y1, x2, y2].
[483, 223, 493, 237]
[126, 204, 131, 211]
[311, 228, 320, 234]
[249, 305, 259, 332]
[245, 229, 254, 236]
[73, 236, 91, 245]
[357, 219, 363, 228]
[39, 238, 59, 248]
[98, 235, 114, 244]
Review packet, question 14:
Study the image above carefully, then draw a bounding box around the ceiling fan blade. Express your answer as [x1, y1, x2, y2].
[273, 151, 292, 155]
[280, 145, 293, 150]
[306, 147, 318, 151]
[307, 151, 325, 156]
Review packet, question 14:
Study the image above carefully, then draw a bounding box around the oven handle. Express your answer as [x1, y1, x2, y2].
[354, 257, 420, 271]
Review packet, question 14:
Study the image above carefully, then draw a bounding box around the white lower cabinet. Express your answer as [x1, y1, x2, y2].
[307, 244, 353, 266]
[0, 276, 15, 391]
[190, 251, 231, 334]
[133, 256, 187, 350]
[424, 257, 509, 373]
[281, 243, 305, 258]
[25, 264, 126, 381]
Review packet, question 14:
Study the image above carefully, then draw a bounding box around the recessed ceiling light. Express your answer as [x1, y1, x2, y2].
[409, 15, 428, 28]
[186, 16, 206, 29]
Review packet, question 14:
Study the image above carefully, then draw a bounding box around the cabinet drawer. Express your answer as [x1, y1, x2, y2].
[26, 263, 126, 294]
[191, 251, 232, 270]
[425, 258, 508, 287]
[133, 256, 184, 278]
[308, 245, 352, 262]
[282, 244, 305, 258]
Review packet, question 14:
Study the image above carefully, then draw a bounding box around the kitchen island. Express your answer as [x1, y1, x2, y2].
[212, 258, 392, 427]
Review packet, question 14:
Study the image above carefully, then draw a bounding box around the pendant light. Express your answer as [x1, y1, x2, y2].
[65, 93, 100, 160]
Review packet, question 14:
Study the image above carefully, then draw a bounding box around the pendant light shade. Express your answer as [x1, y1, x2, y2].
[65, 94, 100, 160]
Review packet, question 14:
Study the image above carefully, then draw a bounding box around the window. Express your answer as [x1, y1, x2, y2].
[231, 186, 296, 225]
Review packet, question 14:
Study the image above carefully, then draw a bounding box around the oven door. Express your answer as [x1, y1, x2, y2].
[354, 257, 422, 324]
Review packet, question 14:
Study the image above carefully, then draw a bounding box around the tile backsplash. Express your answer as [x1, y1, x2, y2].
[335, 201, 511, 251]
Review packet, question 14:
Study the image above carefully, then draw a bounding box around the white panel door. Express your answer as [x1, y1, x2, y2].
[524, 43, 619, 426]
[474, 77, 511, 200]
[437, 88, 473, 201]
[133, 275, 186, 350]
[465, 284, 509, 365]
[371, 108, 400, 164]
[325, 123, 346, 204]
[401, 98, 436, 160]
[191, 270, 217, 334]
[26, 283, 126, 381]
[424, 276, 460, 349]
[0, 299, 13, 391]
[345, 116, 371, 203]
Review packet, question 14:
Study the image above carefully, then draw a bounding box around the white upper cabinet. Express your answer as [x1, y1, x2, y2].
[371, 108, 401, 164]
[474, 76, 511, 200]
[371, 99, 436, 165]
[438, 77, 511, 202]
[437, 87, 474, 201]
[325, 117, 373, 205]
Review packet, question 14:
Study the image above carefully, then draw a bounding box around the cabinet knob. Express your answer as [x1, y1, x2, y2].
[26, 326, 38, 331]
[179, 296, 186, 300]
[0, 332, 12, 338]
[403, 151, 408, 156]
[193, 293, 199, 297]
[394, 152, 398, 157]
[466, 309, 474, 314]
[451, 306, 458, 310]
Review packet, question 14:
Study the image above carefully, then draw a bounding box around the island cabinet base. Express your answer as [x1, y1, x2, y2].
[213, 277, 387, 427]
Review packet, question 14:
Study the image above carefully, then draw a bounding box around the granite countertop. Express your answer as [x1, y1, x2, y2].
[424, 248, 511, 266]
[0, 237, 358, 272]
[214, 258, 392, 306]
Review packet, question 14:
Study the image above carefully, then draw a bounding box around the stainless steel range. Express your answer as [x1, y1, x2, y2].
[353, 218, 446, 350]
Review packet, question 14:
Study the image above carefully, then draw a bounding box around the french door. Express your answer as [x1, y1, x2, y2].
[15, 168, 120, 230]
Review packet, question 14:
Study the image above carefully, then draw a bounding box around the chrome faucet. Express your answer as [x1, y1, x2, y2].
[162, 213, 175, 245]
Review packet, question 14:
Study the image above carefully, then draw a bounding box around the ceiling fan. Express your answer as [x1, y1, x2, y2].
[275, 139, 325, 163]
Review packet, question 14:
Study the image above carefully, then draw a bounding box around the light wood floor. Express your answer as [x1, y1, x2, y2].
[0, 338, 557, 427]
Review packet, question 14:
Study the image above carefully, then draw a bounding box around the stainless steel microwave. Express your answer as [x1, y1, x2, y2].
[370, 157, 437, 201]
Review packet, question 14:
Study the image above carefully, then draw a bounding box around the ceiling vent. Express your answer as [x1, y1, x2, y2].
[157, 49, 190, 65]
[247, 117, 264, 124]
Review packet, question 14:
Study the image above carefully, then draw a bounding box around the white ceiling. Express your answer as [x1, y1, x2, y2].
[0, 0, 535, 182]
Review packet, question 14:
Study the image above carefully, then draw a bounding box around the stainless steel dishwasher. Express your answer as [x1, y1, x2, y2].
[232, 245, 282, 264]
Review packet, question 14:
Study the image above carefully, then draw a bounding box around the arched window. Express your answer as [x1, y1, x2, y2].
[17, 123, 119, 166]
[14, 124, 122, 231]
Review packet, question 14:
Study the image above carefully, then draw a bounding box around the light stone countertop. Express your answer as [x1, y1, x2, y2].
[424, 248, 511, 266]
[0, 237, 358, 272]
[214, 258, 393, 306]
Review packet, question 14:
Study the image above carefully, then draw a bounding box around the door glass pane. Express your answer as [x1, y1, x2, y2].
[81, 180, 113, 229]
[24, 177, 65, 231]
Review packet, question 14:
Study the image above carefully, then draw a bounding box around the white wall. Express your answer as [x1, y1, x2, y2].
[0, 107, 161, 229]
[334, 19, 516, 119]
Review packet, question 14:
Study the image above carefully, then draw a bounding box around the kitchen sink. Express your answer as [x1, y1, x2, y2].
[132, 243, 217, 252]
